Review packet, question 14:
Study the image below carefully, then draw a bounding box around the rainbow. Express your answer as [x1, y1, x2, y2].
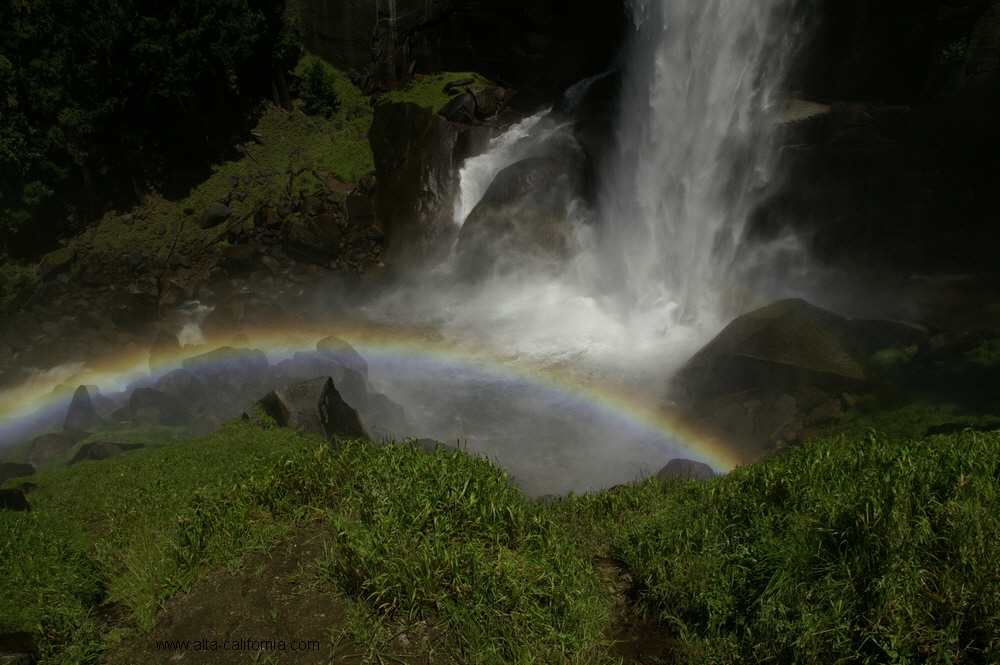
[0, 323, 744, 473]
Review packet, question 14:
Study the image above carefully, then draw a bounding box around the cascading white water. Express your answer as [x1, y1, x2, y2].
[326, 0, 804, 491]
[600, 0, 800, 325]
[429, 0, 800, 376]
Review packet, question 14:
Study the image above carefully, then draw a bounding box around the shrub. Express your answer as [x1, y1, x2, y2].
[299, 58, 339, 117]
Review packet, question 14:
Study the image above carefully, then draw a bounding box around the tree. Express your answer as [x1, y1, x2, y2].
[298, 57, 339, 117]
[0, 0, 301, 256]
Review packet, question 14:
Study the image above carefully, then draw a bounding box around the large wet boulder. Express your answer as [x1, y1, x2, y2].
[149, 330, 182, 370]
[199, 203, 232, 229]
[332, 368, 407, 439]
[0, 489, 30, 511]
[26, 429, 91, 467]
[254, 377, 367, 441]
[37, 245, 76, 280]
[68, 442, 145, 465]
[455, 157, 575, 278]
[282, 213, 343, 265]
[112, 388, 188, 427]
[655, 459, 716, 482]
[369, 101, 487, 262]
[182, 346, 270, 378]
[153, 369, 208, 408]
[277, 351, 349, 384]
[64, 385, 106, 431]
[672, 299, 867, 405]
[316, 336, 368, 378]
[200, 290, 294, 338]
[0, 462, 35, 485]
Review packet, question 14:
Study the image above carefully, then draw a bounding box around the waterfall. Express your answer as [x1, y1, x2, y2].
[355, 0, 807, 490]
[600, 0, 800, 325]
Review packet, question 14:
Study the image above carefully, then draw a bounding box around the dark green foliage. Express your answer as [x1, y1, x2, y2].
[0, 0, 301, 256]
[298, 58, 339, 117]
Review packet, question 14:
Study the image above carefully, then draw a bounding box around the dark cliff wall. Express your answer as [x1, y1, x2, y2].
[754, 0, 1000, 275]
[287, 0, 628, 108]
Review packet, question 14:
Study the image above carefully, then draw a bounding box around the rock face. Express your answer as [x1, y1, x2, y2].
[673, 299, 866, 405]
[287, 0, 627, 108]
[200, 290, 294, 337]
[749, 0, 1000, 276]
[369, 101, 491, 262]
[64, 385, 106, 431]
[655, 459, 716, 482]
[455, 157, 575, 278]
[255, 377, 368, 441]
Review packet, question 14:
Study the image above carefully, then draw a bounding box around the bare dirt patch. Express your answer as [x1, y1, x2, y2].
[103, 531, 357, 665]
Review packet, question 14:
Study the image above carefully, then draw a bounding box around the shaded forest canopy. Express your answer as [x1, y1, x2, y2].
[0, 0, 300, 256]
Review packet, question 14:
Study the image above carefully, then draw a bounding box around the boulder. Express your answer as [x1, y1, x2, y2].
[344, 194, 375, 229]
[64, 385, 105, 431]
[68, 442, 144, 465]
[804, 397, 843, 426]
[37, 245, 76, 280]
[369, 102, 488, 262]
[335, 368, 369, 411]
[200, 290, 293, 337]
[0, 489, 30, 512]
[154, 369, 207, 407]
[672, 299, 867, 405]
[220, 241, 261, 276]
[455, 157, 575, 278]
[438, 92, 476, 124]
[115, 388, 188, 426]
[0, 462, 35, 485]
[110, 292, 159, 333]
[282, 213, 342, 264]
[254, 377, 367, 441]
[467, 85, 511, 117]
[199, 203, 232, 229]
[655, 458, 716, 482]
[277, 351, 348, 383]
[0, 312, 40, 351]
[316, 336, 368, 378]
[26, 429, 91, 467]
[182, 346, 270, 378]
[149, 330, 182, 369]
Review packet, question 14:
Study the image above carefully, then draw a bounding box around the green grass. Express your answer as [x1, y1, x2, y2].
[611, 430, 1000, 664]
[1, 426, 196, 470]
[386, 72, 493, 112]
[5, 417, 998, 664]
[71, 59, 493, 269]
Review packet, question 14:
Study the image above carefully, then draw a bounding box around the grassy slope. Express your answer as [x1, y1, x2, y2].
[3, 422, 999, 664]
[3, 60, 493, 284]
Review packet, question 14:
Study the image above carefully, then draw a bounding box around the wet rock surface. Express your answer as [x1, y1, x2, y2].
[254, 376, 368, 441]
[456, 156, 576, 278]
[655, 459, 716, 482]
